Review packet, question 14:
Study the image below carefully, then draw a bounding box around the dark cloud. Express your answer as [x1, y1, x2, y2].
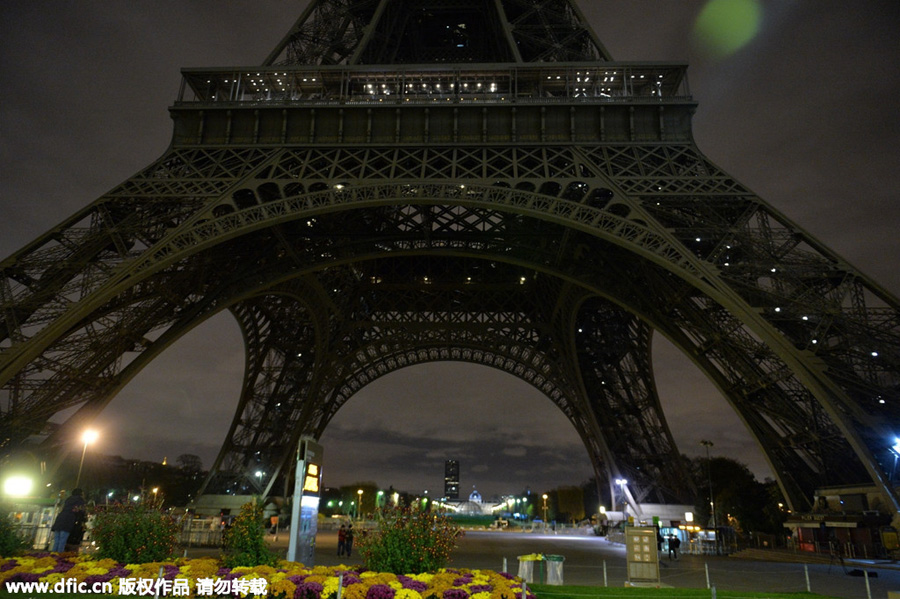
[2, 1, 898, 498]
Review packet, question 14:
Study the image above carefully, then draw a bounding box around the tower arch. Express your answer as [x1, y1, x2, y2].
[1, 0, 898, 519]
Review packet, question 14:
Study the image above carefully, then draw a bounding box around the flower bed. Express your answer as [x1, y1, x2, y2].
[0, 554, 535, 599]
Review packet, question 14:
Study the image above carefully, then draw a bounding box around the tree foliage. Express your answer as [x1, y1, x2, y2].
[0, 515, 27, 557]
[693, 456, 787, 535]
[357, 506, 462, 574]
[222, 501, 279, 568]
[91, 501, 180, 562]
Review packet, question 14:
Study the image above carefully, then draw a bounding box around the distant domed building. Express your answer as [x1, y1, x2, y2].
[451, 486, 491, 515]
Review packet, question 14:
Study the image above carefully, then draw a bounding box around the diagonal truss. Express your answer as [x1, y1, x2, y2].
[1, 0, 898, 516]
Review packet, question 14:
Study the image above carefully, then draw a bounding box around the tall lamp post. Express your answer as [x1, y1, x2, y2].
[541, 494, 548, 527]
[615, 478, 628, 523]
[700, 440, 717, 554]
[357, 489, 363, 521]
[75, 429, 98, 488]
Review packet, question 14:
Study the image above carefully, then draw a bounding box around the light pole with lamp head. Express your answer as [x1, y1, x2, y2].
[700, 440, 717, 554]
[357, 489, 364, 521]
[541, 493, 548, 525]
[75, 429, 98, 488]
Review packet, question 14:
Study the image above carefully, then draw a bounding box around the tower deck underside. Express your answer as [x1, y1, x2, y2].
[1, 58, 898, 514]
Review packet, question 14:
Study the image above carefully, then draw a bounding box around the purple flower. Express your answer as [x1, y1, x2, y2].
[5, 572, 41, 583]
[366, 584, 396, 599]
[398, 576, 428, 592]
[288, 574, 308, 584]
[107, 566, 132, 578]
[84, 574, 115, 586]
[497, 572, 515, 580]
[215, 567, 231, 576]
[342, 575, 362, 586]
[453, 576, 473, 587]
[0, 560, 18, 572]
[443, 589, 470, 599]
[469, 586, 492, 594]
[49, 560, 75, 574]
[294, 580, 324, 599]
[162, 564, 180, 579]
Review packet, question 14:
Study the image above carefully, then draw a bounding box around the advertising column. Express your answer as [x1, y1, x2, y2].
[287, 438, 323, 565]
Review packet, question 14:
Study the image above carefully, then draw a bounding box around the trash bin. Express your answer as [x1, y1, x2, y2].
[544, 555, 565, 585]
[517, 554, 540, 582]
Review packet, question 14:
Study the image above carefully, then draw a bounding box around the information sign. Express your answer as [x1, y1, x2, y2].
[625, 526, 660, 584]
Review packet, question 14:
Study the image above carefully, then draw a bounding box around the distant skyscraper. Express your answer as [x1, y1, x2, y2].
[444, 460, 460, 500]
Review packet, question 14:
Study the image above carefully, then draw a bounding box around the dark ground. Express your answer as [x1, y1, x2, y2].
[188, 529, 900, 599]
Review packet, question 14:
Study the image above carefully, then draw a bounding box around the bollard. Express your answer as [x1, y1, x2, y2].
[603, 560, 608, 587]
[864, 570, 871, 599]
[711, 585, 717, 599]
[503, 557, 508, 573]
[705, 563, 711, 589]
[154, 565, 164, 599]
[804, 564, 811, 592]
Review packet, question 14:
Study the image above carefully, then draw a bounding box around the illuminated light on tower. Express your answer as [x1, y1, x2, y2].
[75, 429, 99, 488]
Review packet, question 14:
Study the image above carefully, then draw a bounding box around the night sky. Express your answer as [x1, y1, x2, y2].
[2, 1, 899, 501]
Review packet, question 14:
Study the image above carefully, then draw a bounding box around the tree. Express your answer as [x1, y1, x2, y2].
[692, 456, 787, 535]
[555, 486, 586, 522]
[176, 454, 203, 473]
[222, 502, 279, 567]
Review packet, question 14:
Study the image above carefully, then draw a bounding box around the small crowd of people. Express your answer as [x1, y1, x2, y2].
[50, 488, 86, 553]
[337, 523, 354, 557]
[656, 527, 682, 561]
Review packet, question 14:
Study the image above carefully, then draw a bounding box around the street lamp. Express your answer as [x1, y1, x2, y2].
[75, 429, 98, 488]
[541, 494, 548, 525]
[357, 489, 364, 520]
[700, 440, 717, 554]
[890, 438, 900, 481]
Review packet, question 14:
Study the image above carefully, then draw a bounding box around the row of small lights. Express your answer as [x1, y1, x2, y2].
[204, 69, 667, 97]
[707, 239, 887, 366]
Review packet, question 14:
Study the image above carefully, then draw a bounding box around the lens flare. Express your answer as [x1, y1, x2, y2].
[692, 0, 762, 60]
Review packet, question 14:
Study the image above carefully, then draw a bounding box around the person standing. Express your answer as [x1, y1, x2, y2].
[50, 489, 86, 553]
[337, 524, 347, 556]
[668, 535, 681, 560]
[345, 524, 354, 557]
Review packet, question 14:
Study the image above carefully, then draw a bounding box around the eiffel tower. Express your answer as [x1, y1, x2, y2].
[2, 0, 899, 517]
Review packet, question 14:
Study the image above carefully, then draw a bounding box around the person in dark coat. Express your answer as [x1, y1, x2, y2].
[345, 524, 354, 557]
[50, 488, 86, 552]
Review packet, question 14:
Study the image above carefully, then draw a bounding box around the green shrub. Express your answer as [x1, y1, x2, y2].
[0, 514, 27, 556]
[358, 506, 462, 574]
[91, 502, 180, 562]
[222, 502, 279, 568]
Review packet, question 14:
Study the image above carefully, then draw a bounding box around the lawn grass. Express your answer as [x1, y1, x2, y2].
[529, 583, 838, 599]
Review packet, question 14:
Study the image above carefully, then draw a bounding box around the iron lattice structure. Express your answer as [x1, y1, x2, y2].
[1, 0, 899, 514]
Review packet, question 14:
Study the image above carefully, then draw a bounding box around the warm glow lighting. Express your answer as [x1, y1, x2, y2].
[685, 511, 694, 522]
[3, 476, 33, 497]
[82, 429, 99, 445]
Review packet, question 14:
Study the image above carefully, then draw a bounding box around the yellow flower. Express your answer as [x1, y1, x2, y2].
[342, 584, 368, 599]
[395, 589, 423, 599]
[471, 593, 493, 599]
[271, 579, 297, 597]
[41, 573, 65, 586]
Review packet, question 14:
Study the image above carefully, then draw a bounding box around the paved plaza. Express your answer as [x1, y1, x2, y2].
[217, 529, 900, 599]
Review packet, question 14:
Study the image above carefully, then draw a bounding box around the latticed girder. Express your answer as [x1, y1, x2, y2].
[264, 0, 611, 66]
[573, 297, 695, 505]
[1, 133, 898, 512]
[200, 266, 696, 505]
